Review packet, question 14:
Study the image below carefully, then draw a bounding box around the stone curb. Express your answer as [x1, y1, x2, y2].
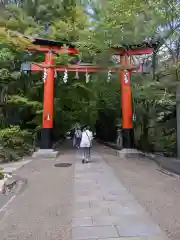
[0, 160, 31, 193]
[0, 173, 12, 193]
[0, 175, 28, 195]
[141, 152, 180, 178]
[1, 177, 17, 194]
[0, 179, 5, 192]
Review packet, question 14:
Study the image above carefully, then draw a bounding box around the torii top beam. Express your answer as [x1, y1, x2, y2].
[113, 41, 158, 55]
[27, 37, 158, 56]
[27, 37, 78, 54]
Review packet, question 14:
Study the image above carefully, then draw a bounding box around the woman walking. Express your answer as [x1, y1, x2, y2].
[74, 127, 82, 148]
[80, 126, 93, 163]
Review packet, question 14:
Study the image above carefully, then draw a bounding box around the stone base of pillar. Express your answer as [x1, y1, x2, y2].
[32, 149, 58, 158]
[117, 148, 143, 158]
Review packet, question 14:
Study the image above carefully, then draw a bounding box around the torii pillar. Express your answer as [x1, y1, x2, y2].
[27, 38, 78, 157]
[114, 43, 156, 155]
[120, 55, 134, 148]
[41, 50, 54, 149]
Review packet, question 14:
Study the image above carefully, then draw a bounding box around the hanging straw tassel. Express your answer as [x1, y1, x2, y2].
[74, 70, 79, 79]
[63, 69, 68, 83]
[107, 70, 112, 82]
[85, 70, 90, 83]
[43, 68, 47, 83]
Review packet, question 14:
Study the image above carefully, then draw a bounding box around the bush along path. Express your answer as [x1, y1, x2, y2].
[0, 126, 35, 163]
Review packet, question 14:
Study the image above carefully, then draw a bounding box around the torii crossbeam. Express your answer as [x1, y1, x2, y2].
[22, 38, 156, 151]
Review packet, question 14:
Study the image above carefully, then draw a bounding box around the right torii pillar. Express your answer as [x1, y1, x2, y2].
[117, 43, 156, 149]
[120, 55, 134, 148]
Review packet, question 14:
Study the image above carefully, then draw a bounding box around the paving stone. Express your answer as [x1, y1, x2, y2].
[116, 220, 162, 237]
[103, 195, 123, 201]
[109, 205, 145, 216]
[74, 198, 90, 204]
[106, 190, 124, 195]
[75, 181, 96, 185]
[93, 215, 153, 227]
[95, 194, 134, 202]
[72, 226, 119, 239]
[75, 188, 99, 193]
[73, 207, 110, 218]
[74, 188, 101, 194]
[75, 181, 97, 185]
[90, 200, 121, 208]
[74, 201, 90, 209]
[72, 217, 93, 227]
[91, 201, 138, 209]
[96, 237, 167, 240]
[92, 215, 122, 225]
[74, 189, 103, 196]
[74, 191, 92, 197]
[75, 195, 103, 202]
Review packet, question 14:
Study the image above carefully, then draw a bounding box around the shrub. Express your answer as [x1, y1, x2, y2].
[0, 126, 33, 162]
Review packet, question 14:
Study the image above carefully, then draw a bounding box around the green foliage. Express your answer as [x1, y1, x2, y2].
[0, 126, 33, 162]
[132, 65, 178, 154]
[0, 0, 179, 161]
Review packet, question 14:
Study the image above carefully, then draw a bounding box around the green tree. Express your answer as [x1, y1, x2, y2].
[1, 0, 179, 161]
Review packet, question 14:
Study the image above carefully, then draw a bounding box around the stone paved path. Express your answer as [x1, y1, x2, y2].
[73, 151, 167, 240]
[99, 144, 179, 240]
[0, 147, 168, 240]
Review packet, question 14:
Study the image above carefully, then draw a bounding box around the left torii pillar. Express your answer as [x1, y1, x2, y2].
[26, 37, 78, 157]
[41, 50, 54, 149]
[33, 50, 58, 158]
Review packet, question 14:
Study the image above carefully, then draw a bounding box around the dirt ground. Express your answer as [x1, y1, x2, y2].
[100, 145, 180, 240]
[0, 151, 75, 240]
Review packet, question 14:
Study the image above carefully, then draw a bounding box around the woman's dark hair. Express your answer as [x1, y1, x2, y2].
[83, 125, 90, 130]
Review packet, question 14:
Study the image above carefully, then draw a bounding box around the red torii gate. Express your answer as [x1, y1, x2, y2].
[23, 38, 155, 150]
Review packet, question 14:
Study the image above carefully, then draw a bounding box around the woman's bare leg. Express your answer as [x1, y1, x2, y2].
[82, 148, 86, 163]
